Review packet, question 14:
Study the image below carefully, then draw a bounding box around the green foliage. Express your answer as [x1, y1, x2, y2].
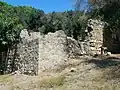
[0, 0, 87, 74]
[0, 1, 45, 45]
[14, 6, 45, 31]
[28, 9, 44, 31]
[76, 0, 120, 41]
[0, 1, 23, 45]
[39, 11, 88, 40]
[91, 0, 120, 32]
[0, 1, 88, 46]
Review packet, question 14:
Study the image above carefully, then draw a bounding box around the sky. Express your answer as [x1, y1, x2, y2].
[2, 0, 74, 13]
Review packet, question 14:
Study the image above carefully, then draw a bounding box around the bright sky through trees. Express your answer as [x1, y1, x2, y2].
[2, 0, 74, 13]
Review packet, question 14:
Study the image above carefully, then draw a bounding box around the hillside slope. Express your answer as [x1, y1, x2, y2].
[1, 56, 120, 90]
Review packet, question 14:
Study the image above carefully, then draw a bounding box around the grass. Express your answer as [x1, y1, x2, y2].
[38, 74, 65, 88]
[1, 56, 120, 90]
[89, 82, 120, 90]
[0, 74, 13, 83]
[0, 74, 14, 90]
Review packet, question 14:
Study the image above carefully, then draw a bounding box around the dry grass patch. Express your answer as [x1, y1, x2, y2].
[0, 74, 13, 83]
[38, 74, 65, 88]
[90, 68, 120, 90]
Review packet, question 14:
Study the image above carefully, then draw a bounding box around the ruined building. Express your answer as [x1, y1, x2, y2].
[1, 19, 119, 75]
[86, 19, 105, 55]
[14, 19, 106, 75]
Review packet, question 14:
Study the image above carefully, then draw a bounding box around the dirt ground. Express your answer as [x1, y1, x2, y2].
[1, 55, 120, 90]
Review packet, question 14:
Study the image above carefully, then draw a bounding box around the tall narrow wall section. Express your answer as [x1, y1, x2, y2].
[39, 31, 68, 72]
[17, 29, 40, 75]
[86, 19, 105, 55]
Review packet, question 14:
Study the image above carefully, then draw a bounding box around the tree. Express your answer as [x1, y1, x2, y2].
[0, 1, 23, 74]
[28, 9, 45, 31]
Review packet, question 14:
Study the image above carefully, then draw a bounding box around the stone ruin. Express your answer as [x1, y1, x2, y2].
[0, 19, 106, 75]
[17, 30, 88, 74]
[39, 30, 88, 72]
[17, 18, 105, 75]
[17, 30, 40, 75]
[85, 19, 105, 55]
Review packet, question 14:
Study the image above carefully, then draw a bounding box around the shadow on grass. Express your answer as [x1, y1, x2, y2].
[85, 56, 120, 80]
[85, 57, 120, 68]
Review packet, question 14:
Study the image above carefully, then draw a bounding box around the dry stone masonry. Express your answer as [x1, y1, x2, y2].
[86, 19, 105, 55]
[39, 30, 84, 72]
[39, 31, 68, 72]
[15, 30, 86, 74]
[2, 19, 107, 75]
[17, 29, 40, 75]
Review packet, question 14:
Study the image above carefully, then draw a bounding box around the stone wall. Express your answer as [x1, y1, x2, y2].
[1, 19, 106, 75]
[0, 19, 112, 75]
[39, 31, 67, 72]
[2, 18, 107, 75]
[39, 30, 88, 72]
[86, 19, 105, 55]
[1, 29, 88, 75]
[16, 29, 40, 75]
[15, 30, 92, 74]
[66, 37, 90, 56]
